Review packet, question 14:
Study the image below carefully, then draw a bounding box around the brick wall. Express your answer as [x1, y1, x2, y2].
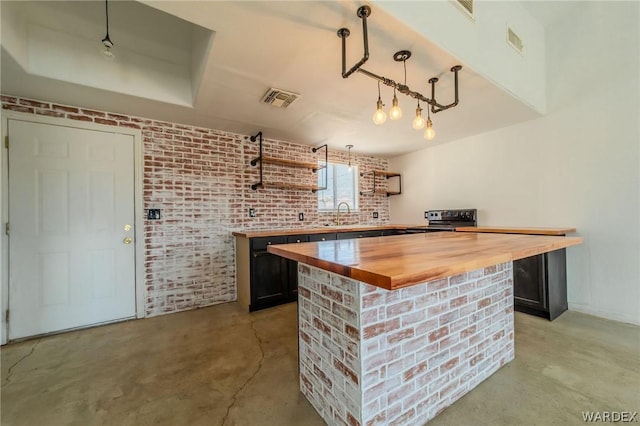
[1, 95, 391, 316]
[298, 262, 515, 426]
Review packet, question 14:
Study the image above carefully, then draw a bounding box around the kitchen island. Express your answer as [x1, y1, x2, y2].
[268, 232, 582, 425]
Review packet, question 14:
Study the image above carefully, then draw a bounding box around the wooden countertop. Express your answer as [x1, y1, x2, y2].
[267, 232, 583, 290]
[455, 226, 576, 236]
[232, 225, 427, 238]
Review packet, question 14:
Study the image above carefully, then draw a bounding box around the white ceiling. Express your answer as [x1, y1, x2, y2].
[1, 1, 556, 157]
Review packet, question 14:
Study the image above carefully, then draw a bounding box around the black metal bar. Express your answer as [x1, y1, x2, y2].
[249, 131, 263, 190]
[358, 67, 464, 113]
[431, 65, 462, 113]
[337, 6, 370, 79]
[357, 68, 430, 104]
[312, 144, 328, 191]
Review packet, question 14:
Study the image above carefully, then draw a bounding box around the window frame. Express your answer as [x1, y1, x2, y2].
[317, 161, 359, 212]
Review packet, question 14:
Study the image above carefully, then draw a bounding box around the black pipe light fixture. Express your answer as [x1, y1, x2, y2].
[338, 5, 462, 140]
[101, 0, 114, 60]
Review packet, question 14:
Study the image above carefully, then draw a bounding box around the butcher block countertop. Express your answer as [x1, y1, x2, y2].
[455, 226, 576, 236]
[232, 225, 427, 238]
[268, 232, 583, 290]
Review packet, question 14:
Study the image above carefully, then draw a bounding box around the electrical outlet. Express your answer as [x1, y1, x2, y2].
[249, 208, 256, 218]
[298, 212, 304, 221]
[373, 212, 379, 219]
[147, 209, 161, 220]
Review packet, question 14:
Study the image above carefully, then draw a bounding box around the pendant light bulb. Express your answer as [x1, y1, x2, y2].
[424, 117, 436, 140]
[389, 90, 402, 120]
[101, 36, 115, 60]
[412, 106, 425, 130]
[373, 98, 387, 125]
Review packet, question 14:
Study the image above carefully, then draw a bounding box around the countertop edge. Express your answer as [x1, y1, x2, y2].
[233, 224, 427, 238]
[455, 226, 577, 236]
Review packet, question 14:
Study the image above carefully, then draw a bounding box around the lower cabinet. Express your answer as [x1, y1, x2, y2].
[513, 249, 567, 320]
[238, 230, 387, 312]
[246, 236, 302, 312]
[251, 250, 288, 310]
[336, 230, 385, 240]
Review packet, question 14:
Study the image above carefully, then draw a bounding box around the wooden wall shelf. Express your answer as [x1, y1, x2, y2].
[248, 131, 328, 192]
[360, 170, 402, 197]
[251, 156, 326, 172]
[253, 183, 324, 192]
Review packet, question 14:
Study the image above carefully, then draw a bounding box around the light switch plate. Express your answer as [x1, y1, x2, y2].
[373, 212, 379, 219]
[298, 212, 304, 221]
[249, 208, 256, 218]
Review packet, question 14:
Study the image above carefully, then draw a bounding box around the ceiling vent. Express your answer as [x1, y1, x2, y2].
[454, 0, 474, 18]
[507, 26, 524, 54]
[260, 88, 300, 108]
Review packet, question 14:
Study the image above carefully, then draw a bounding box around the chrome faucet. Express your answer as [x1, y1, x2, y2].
[335, 202, 351, 226]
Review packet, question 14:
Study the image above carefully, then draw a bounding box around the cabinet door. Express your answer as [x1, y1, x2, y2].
[251, 251, 288, 310]
[513, 254, 547, 310]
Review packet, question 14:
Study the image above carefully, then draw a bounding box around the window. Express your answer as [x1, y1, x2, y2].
[318, 162, 358, 211]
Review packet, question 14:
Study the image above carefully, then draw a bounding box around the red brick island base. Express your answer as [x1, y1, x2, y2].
[297, 262, 514, 426]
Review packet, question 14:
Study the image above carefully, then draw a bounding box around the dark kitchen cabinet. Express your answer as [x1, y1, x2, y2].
[251, 250, 288, 308]
[336, 230, 384, 240]
[249, 236, 288, 311]
[309, 233, 337, 242]
[514, 249, 567, 320]
[236, 228, 401, 312]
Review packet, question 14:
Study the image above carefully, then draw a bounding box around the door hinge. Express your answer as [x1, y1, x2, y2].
[5, 309, 8, 323]
[4, 222, 9, 236]
[4, 136, 8, 149]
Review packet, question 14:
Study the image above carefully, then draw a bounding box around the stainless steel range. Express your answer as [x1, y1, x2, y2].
[425, 209, 477, 231]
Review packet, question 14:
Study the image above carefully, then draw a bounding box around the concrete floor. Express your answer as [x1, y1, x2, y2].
[1, 303, 639, 426]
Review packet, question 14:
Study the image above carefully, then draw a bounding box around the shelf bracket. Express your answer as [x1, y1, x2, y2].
[359, 170, 377, 195]
[249, 131, 263, 190]
[312, 144, 328, 191]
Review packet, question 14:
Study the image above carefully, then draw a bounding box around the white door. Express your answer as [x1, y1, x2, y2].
[8, 119, 136, 340]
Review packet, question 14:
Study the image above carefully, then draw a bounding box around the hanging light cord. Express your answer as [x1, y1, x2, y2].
[105, 0, 110, 36]
[377, 80, 381, 100]
[403, 59, 407, 85]
[102, 0, 112, 46]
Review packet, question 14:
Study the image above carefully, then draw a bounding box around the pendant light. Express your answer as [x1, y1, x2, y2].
[412, 100, 426, 130]
[372, 81, 387, 125]
[346, 144, 354, 171]
[389, 88, 402, 120]
[101, 0, 115, 60]
[424, 107, 436, 140]
[337, 6, 463, 139]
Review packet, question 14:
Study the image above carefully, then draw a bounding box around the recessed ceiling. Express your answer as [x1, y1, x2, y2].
[1, 1, 542, 157]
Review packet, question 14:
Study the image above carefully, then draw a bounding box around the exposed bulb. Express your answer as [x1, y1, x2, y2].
[372, 98, 387, 125]
[424, 117, 436, 140]
[101, 36, 115, 60]
[389, 93, 402, 120]
[412, 106, 425, 130]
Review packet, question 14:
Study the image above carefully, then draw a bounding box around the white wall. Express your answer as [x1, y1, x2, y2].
[389, 2, 640, 325]
[375, 0, 546, 113]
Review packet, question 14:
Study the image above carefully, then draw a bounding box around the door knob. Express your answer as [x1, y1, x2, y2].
[124, 224, 132, 231]
[123, 237, 132, 244]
